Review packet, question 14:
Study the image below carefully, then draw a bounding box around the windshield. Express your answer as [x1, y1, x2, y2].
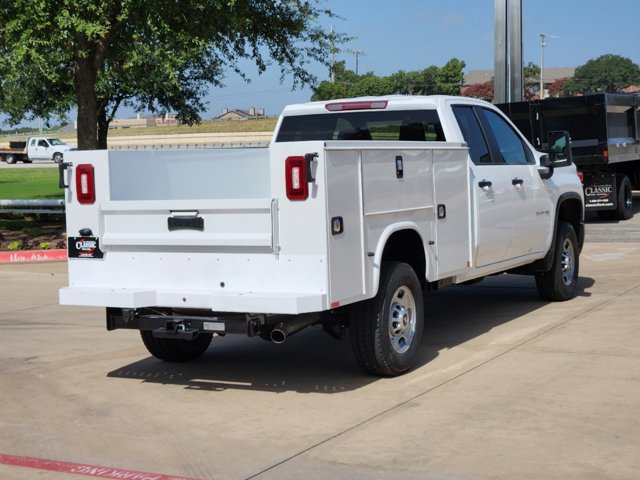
[47, 138, 66, 146]
[276, 109, 445, 142]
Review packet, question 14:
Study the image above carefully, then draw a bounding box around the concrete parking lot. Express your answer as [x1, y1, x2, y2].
[1, 212, 640, 479]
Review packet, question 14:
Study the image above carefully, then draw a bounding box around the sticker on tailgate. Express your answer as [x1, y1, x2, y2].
[68, 237, 104, 259]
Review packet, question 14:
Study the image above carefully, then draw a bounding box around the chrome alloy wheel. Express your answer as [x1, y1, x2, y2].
[388, 286, 417, 354]
[560, 237, 576, 286]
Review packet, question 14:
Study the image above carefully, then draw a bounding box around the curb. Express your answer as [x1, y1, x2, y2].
[0, 249, 67, 263]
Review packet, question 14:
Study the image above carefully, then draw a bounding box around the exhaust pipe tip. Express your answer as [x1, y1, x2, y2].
[270, 328, 287, 344]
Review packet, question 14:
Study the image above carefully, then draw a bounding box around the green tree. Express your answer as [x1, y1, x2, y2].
[311, 58, 466, 100]
[311, 61, 359, 101]
[523, 61, 541, 99]
[566, 54, 640, 93]
[347, 76, 393, 97]
[389, 67, 440, 95]
[0, 0, 340, 149]
[437, 58, 466, 95]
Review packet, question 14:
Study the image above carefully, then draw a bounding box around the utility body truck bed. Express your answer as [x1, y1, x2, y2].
[60, 95, 584, 376]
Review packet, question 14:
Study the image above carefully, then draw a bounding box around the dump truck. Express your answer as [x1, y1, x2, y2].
[499, 93, 640, 220]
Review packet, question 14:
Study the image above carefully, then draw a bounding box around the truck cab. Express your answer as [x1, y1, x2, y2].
[27, 137, 73, 163]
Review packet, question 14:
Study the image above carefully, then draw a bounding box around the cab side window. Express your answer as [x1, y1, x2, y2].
[452, 106, 492, 164]
[479, 109, 532, 165]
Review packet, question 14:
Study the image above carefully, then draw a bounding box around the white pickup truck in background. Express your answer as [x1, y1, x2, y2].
[59, 95, 584, 376]
[0, 136, 74, 164]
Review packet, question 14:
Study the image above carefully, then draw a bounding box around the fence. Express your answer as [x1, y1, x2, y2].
[0, 199, 65, 215]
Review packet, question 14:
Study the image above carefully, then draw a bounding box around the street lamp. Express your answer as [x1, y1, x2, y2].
[540, 33, 546, 99]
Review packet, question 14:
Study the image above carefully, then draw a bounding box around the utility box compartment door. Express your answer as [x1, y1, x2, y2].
[325, 150, 366, 304]
[433, 148, 471, 278]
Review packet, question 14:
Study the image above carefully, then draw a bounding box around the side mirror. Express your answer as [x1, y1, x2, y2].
[547, 130, 572, 167]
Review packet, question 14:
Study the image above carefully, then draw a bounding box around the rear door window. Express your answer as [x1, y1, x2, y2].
[452, 106, 492, 164]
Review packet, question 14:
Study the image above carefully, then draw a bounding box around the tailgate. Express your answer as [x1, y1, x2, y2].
[67, 148, 275, 251]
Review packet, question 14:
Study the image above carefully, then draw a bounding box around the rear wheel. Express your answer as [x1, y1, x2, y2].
[350, 262, 424, 376]
[140, 330, 212, 362]
[596, 175, 633, 221]
[5, 154, 16, 164]
[535, 221, 579, 301]
[616, 175, 633, 220]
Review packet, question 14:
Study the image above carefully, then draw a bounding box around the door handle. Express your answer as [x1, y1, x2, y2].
[478, 180, 492, 188]
[512, 178, 524, 186]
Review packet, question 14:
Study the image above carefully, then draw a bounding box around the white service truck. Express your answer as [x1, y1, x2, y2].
[59, 96, 584, 376]
[0, 137, 74, 164]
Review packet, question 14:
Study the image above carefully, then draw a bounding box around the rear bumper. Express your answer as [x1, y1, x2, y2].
[59, 286, 327, 315]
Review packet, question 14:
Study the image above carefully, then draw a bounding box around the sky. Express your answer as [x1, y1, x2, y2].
[3, 0, 640, 127]
[205, 0, 640, 118]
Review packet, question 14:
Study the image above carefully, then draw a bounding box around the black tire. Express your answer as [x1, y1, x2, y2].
[52, 153, 63, 163]
[596, 175, 633, 221]
[350, 262, 424, 376]
[6, 154, 16, 164]
[535, 221, 579, 301]
[140, 330, 212, 362]
[22, 159, 32, 164]
[616, 175, 633, 220]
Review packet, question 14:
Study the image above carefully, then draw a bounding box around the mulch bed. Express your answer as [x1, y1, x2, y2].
[0, 218, 66, 252]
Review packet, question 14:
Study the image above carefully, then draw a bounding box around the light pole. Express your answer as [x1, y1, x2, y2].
[540, 33, 546, 99]
[353, 49, 363, 76]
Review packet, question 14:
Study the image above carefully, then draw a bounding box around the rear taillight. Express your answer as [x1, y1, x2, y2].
[577, 171, 584, 183]
[285, 156, 308, 200]
[75, 164, 95, 204]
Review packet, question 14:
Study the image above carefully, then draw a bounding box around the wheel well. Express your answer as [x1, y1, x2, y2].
[558, 197, 584, 250]
[381, 229, 426, 285]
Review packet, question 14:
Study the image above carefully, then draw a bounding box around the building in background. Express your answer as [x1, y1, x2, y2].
[216, 107, 266, 121]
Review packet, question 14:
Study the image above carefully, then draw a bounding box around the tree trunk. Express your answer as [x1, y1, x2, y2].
[74, 57, 99, 150]
[97, 108, 109, 150]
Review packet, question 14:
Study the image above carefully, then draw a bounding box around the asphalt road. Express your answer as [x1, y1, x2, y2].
[1, 212, 640, 479]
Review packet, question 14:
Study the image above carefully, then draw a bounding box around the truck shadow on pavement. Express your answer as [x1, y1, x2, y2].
[107, 274, 594, 394]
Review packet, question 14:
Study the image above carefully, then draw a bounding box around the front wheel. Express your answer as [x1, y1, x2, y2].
[52, 153, 63, 163]
[140, 330, 212, 362]
[535, 221, 579, 301]
[350, 262, 424, 376]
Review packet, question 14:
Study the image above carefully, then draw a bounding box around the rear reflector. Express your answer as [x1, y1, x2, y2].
[325, 100, 388, 112]
[75, 164, 95, 204]
[577, 171, 584, 183]
[285, 156, 308, 200]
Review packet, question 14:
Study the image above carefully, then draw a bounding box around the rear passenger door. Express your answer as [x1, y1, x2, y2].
[452, 105, 515, 267]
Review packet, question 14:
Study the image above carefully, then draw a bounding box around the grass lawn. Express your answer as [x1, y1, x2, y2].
[0, 168, 63, 200]
[1, 117, 278, 143]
